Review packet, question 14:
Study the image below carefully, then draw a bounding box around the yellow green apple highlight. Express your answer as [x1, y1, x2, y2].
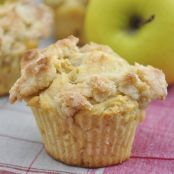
[85, 0, 174, 84]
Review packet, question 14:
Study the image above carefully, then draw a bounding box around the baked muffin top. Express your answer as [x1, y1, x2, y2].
[0, 0, 53, 57]
[10, 36, 167, 117]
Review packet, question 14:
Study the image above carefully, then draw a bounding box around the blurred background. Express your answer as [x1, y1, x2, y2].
[0, 0, 174, 173]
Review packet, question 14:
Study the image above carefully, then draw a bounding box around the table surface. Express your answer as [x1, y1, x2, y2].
[0, 86, 174, 174]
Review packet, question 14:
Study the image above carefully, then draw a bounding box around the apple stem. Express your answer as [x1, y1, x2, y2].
[129, 14, 155, 31]
[143, 15, 155, 25]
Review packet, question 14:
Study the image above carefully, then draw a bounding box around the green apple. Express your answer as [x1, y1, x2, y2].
[85, 0, 174, 84]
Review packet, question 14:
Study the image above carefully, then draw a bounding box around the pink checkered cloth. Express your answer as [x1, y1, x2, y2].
[0, 86, 173, 174]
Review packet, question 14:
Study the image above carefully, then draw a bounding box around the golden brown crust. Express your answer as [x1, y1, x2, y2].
[10, 36, 167, 115]
[135, 63, 167, 100]
[118, 63, 167, 108]
[9, 52, 57, 102]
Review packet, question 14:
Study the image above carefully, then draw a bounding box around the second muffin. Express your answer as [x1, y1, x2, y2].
[0, 0, 53, 96]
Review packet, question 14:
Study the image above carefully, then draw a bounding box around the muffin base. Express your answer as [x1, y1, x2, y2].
[32, 108, 140, 168]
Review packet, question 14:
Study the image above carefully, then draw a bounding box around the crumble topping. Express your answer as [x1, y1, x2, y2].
[10, 36, 168, 117]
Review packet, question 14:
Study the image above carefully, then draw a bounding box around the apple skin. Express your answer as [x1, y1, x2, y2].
[85, 0, 174, 84]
